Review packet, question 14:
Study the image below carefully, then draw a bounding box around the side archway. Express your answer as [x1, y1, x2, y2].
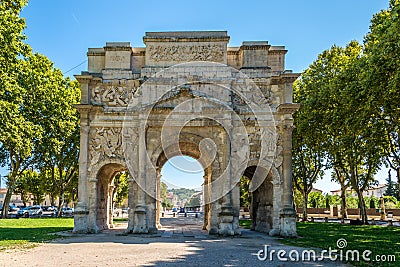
[89, 161, 127, 232]
[242, 166, 275, 233]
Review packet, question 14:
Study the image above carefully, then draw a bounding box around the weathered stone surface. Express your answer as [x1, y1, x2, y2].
[74, 31, 299, 237]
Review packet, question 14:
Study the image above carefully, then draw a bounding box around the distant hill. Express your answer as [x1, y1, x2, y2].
[161, 179, 181, 189]
[169, 188, 201, 202]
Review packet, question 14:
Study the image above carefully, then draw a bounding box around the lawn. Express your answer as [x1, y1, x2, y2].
[0, 218, 74, 250]
[239, 219, 252, 229]
[282, 222, 400, 267]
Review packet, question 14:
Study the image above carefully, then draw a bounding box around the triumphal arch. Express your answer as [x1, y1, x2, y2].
[73, 31, 299, 237]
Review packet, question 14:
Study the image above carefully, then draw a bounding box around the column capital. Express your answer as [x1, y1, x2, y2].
[277, 103, 300, 115]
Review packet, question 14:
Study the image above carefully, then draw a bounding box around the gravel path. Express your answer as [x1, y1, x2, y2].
[0, 218, 351, 267]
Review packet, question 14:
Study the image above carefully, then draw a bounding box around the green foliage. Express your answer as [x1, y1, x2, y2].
[295, 39, 385, 223]
[159, 182, 174, 210]
[113, 173, 129, 206]
[383, 196, 398, 209]
[307, 192, 325, 208]
[169, 188, 198, 202]
[364, 1, 400, 196]
[0, 0, 39, 218]
[364, 196, 379, 209]
[325, 194, 341, 207]
[15, 170, 47, 205]
[385, 170, 399, 200]
[239, 176, 251, 208]
[239, 219, 252, 229]
[185, 194, 201, 208]
[0, 1, 81, 217]
[293, 187, 304, 208]
[345, 194, 360, 209]
[293, 78, 326, 217]
[161, 198, 173, 210]
[160, 182, 168, 199]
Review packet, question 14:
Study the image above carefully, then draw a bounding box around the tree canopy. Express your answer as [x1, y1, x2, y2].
[293, 1, 400, 223]
[0, 0, 80, 217]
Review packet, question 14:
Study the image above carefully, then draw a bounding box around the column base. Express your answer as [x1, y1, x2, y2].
[279, 207, 297, 237]
[132, 206, 148, 234]
[218, 206, 235, 236]
[73, 202, 89, 234]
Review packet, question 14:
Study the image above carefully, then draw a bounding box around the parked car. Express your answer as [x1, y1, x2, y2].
[8, 206, 20, 212]
[113, 208, 121, 217]
[122, 208, 129, 216]
[42, 206, 58, 217]
[61, 207, 74, 217]
[17, 206, 43, 218]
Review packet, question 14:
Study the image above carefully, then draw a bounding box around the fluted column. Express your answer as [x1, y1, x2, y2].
[108, 185, 115, 228]
[279, 119, 297, 237]
[73, 105, 91, 233]
[156, 172, 162, 229]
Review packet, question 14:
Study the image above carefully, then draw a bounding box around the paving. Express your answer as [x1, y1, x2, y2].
[0, 217, 351, 267]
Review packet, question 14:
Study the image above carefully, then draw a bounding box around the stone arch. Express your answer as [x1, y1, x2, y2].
[153, 137, 215, 231]
[91, 160, 127, 232]
[242, 165, 275, 234]
[74, 33, 300, 237]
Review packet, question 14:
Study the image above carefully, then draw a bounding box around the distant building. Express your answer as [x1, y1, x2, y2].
[330, 184, 387, 198]
[0, 188, 72, 208]
[311, 188, 323, 194]
[0, 188, 34, 208]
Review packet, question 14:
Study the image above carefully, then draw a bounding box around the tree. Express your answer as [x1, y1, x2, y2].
[292, 123, 325, 219]
[161, 199, 173, 210]
[160, 182, 168, 200]
[307, 192, 325, 208]
[0, 0, 39, 217]
[18, 53, 80, 216]
[364, 0, 400, 199]
[384, 170, 399, 199]
[113, 172, 129, 207]
[331, 167, 350, 218]
[294, 41, 385, 224]
[239, 176, 251, 209]
[16, 169, 46, 205]
[185, 194, 201, 209]
[0, 1, 80, 218]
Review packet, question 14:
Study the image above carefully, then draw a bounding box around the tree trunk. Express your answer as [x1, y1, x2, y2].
[355, 188, 368, 224]
[1, 175, 17, 219]
[302, 192, 308, 221]
[50, 193, 55, 207]
[397, 168, 400, 200]
[50, 166, 56, 206]
[57, 190, 65, 217]
[340, 189, 348, 219]
[20, 193, 27, 207]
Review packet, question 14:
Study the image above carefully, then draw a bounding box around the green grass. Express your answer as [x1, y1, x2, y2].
[0, 218, 73, 250]
[239, 219, 252, 229]
[113, 218, 128, 222]
[282, 222, 400, 267]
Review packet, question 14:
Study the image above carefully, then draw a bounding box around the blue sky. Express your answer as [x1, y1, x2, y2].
[0, 0, 391, 191]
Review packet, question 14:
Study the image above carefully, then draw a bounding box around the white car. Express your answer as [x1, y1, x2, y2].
[17, 206, 43, 218]
[61, 207, 74, 217]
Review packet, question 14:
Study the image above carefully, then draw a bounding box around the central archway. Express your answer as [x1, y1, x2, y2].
[154, 140, 214, 231]
[158, 156, 205, 228]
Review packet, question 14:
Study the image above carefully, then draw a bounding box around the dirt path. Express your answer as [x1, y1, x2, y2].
[0, 218, 350, 267]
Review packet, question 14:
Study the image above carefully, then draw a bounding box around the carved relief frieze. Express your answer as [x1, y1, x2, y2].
[91, 86, 137, 107]
[148, 44, 225, 63]
[89, 127, 123, 167]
